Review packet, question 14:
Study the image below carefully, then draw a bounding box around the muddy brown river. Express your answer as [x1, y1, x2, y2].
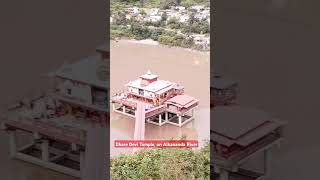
[110, 40, 210, 157]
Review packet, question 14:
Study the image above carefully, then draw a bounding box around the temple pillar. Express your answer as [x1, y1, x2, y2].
[71, 143, 78, 151]
[264, 149, 271, 177]
[9, 131, 16, 158]
[178, 115, 182, 127]
[41, 140, 49, 162]
[80, 150, 85, 178]
[219, 169, 229, 180]
[165, 112, 168, 121]
[122, 106, 125, 113]
[159, 114, 162, 125]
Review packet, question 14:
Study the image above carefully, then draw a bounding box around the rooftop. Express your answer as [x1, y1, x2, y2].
[211, 106, 284, 147]
[127, 71, 175, 93]
[212, 106, 270, 139]
[211, 75, 238, 89]
[127, 78, 174, 93]
[140, 70, 159, 80]
[49, 55, 108, 89]
[166, 94, 198, 108]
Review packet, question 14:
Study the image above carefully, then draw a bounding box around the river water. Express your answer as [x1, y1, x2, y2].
[110, 40, 210, 157]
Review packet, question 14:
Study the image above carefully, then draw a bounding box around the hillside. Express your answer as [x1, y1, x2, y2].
[111, 0, 210, 8]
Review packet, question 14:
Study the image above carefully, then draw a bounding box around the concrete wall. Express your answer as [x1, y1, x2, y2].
[129, 87, 155, 98]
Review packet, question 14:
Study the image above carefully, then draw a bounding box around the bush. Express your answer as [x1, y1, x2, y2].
[113, 11, 128, 26]
[167, 18, 184, 29]
[111, 25, 133, 39]
[158, 35, 175, 46]
[160, 0, 177, 9]
[111, 143, 210, 180]
[150, 29, 164, 41]
[181, 37, 194, 48]
[130, 23, 152, 40]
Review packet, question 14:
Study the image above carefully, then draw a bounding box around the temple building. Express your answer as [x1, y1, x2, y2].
[211, 76, 286, 180]
[111, 71, 199, 127]
[1, 45, 109, 179]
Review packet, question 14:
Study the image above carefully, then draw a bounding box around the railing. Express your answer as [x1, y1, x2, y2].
[111, 98, 137, 109]
[165, 101, 199, 115]
[145, 105, 167, 119]
[4, 119, 86, 145]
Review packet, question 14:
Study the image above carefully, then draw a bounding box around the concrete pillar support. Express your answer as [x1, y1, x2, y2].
[159, 114, 162, 124]
[41, 140, 49, 162]
[71, 143, 78, 151]
[178, 115, 182, 127]
[80, 150, 85, 179]
[264, 149, 271, 177]
[9, 131, 17, 158]
[220, 169, 229, 180]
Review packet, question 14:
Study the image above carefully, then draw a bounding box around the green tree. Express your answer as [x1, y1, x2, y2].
[167, 17, 182, 29]
[114, 11, 127, 25]
[111, 143, 210, 179]
[140, 0, 144, 7]
[150, 29, 164, 41]
[130, 22, 152, 40]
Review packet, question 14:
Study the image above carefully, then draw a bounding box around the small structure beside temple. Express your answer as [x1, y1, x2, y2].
[111, 70, 199, 127]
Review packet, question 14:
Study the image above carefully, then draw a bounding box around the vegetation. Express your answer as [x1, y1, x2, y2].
[111, 0, 210, 9]
[111, 143, 210, 180]
[130, 23, 153, 40]
[111, 25, 133, 40]
[184, 19, 210, 34]
[110, 0, 210, 50]
[158, 31, 194, 48]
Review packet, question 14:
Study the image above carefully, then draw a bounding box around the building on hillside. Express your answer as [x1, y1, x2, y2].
[146, 15, 162, 22]
[189, 5, 205, 12]
[126, 7, 140, 15]
[179, 14, 190, 23]
[172, 6, 186, 11]
[147, 8, 160, 16]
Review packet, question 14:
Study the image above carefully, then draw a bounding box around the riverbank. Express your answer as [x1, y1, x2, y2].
[111, 23, 210, 52]
[112, 39, 210, 54]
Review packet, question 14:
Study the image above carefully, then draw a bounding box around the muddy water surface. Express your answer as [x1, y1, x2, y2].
[110, 40, 210, 157]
